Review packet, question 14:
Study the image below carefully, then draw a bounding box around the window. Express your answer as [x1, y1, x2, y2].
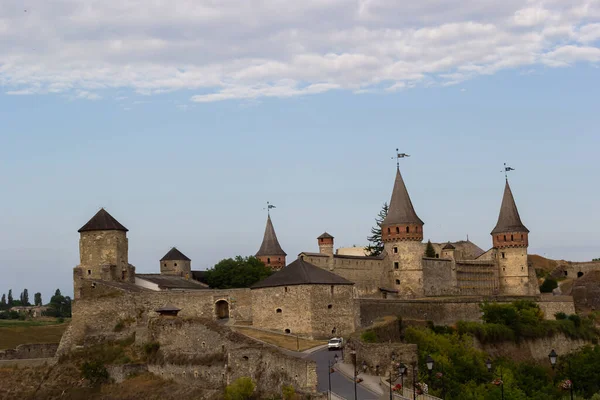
[394, 262, 399, 269]
[320, 238, 323, 242]
[396, 227, 400, 234]
[406, 226, 410, 233]
[330, 285, 334, 295]
[284, 286, 288, 292]
[387, 228, 391, 234]
[521, 234, 524, 240]
[395, 279, 400, 285]
[87, 269, 91, 276]
[278, 257, 281, 261]
[501, 252, 505, 259]
[163, 263, 166, 267]
[267, 258, 271, 264]
[174, 263, 177, 267]
[276, 308, 282, 313]
[285, 329, 291, 334]
[327, 304, 333, 309]
[435, 254, 439, 258]
[416, 226, 419, 232]
[511, 234, 514, 241]
[242, 356, 249, 361]
[393, 247, 398, 254]
[503, 235, 507, 241]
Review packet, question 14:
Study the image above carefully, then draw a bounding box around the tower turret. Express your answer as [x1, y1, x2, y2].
[492, 179, 531, 295]
[74, 208, 134, 298]
[160, 247, 192, 278]
[381, 166, 425, 297]
[256, 215, 287, 270]
[317, 232, 334, 256]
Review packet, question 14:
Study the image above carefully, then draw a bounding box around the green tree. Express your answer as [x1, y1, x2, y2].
[224, 377, 255, 400]
[20, 289, 30, 306]
[34, 292, 42, 306]
[7, 289, 13, 307]
[539, 278, 558, 293]
[44, 289, 72, 318]
[205, 256, 272, 289]
[0, 294, 6, 310]
[366, 202, 388, 257]
[425, 240, 436, 258]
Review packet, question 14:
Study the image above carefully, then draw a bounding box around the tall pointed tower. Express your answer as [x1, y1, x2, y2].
[491, 180, 531, 295]
[256, 215, 287, 270]
[74, 209, 135, 298]
[381, 167, 425, 296]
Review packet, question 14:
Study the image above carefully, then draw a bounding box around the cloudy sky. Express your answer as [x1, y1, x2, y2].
[1, 0, 599, 300]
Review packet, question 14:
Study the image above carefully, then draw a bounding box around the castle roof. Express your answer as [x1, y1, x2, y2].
[318, 232, 334, 239]
[136, 274, 209, 290]
[382, 167, 424, 226]
[78, 208, 128, 233]
[491, 180, 529, 234]
[161, 247, 191, 261]
[256, 215, 287, 257]
[443, 242, 456, 250]
[251, 258, 353, 289]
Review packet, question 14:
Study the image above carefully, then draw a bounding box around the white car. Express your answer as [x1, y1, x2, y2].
[328, 337, 343, 350]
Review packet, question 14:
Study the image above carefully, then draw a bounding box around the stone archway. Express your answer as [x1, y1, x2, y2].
[577, 272, 584, 278]
[215, 300, 229, 319]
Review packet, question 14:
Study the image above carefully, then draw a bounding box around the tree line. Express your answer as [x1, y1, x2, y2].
[0, 288, 72, 319]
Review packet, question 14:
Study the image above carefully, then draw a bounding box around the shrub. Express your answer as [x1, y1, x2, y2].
[360, 330, 377, 343]
[555, 312, 567, 320]
[568, 314, 582, 328]
[143, 341, 160, 356]
[225, 377, 255, 400]
[540, 278, 558, 293]
[81, 360, 109, 385]
[282, 384, 295, 400]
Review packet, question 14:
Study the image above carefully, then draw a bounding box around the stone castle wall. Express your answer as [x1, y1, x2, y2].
[422, 258, 456, 296]
[558, 261, 600, 279]
[160, 259, 191, 277]
[79, 231, 128, 280]
[0, 343, 58, 360]
[385, 241, 425, 297]
[309, 285, 357, 339]
[498, 247, 532, 296]
[359, 296, 576, 327]
[251, 285, 313, 337]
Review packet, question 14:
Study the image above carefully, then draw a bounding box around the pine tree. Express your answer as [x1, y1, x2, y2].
[34, 292, 42, 306]
[366, 203, 389, 257]
[0, 294, 6, 309]
[425, 240, 436, 258]
[7, 290, 13, 307]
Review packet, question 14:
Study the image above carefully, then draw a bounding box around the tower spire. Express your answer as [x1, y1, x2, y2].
[256, 214, 287, 270]
[491, 179, 529, 235]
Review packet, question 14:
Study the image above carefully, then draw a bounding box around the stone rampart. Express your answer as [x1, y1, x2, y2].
[557, 261, 600, 279]
[474, 334, 589, 362]
[422, 258, 457, 297]
[0, 343, 58, 360]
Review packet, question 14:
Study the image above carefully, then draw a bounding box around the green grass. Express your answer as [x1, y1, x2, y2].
[0, 319, 69, 350]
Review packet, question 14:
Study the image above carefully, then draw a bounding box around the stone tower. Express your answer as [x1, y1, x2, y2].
[381, 167, 425, 297]
[317, 232, 334, 256]
[491, 179, 531, 295]
[74, 209, 135, 298]
[256, 215, 287, 270]
[441, 242, 456, 260]
[160, 247, 191, 278]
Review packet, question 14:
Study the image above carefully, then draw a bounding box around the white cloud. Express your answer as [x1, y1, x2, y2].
[0, 0, 598, 102]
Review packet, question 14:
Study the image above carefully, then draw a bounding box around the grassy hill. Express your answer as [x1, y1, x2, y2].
[0, 319, 69, 350]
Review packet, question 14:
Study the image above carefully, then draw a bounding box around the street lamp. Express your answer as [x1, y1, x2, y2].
[487, 359, 504, 400]
[426, 355, 435, 373]
[389, 353, 400, 400]
[485, 359, 492, 373]
[351, 351, 357, 400]
[399, 363, 407, 391]
[362, 361, 367, 373]
[411, 361, 418, 400]
[548, 349, 573, 400]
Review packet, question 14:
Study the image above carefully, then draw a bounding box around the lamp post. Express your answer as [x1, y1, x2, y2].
[351, 351, 357, 400]
[399, 363, 406, 398]
[549, 349, 573, 400]
[389, 353, 396, 400]
[487, 358, 504, 400]
[328, 354, 338, 400]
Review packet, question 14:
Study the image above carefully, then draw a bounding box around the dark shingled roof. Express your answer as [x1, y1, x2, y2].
[382, 167, 424, 226]
[251, 258, 353, 289]
[136, 274, 209, 290]
[317, 232, 334, 239]
[443, 242, 456, 250]
[161, 247, 191, 261]
[256, 215, 287, 257]
[491, 180, 529, 234]
[78, 208, 128, 233]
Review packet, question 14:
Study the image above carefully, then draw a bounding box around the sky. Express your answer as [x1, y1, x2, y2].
[1, 0, 599, 301]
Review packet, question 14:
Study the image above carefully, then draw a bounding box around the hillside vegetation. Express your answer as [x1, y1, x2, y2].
[0, 319, 69, 350]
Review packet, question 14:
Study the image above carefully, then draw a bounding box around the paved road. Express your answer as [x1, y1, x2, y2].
[306, 348, 379, 400]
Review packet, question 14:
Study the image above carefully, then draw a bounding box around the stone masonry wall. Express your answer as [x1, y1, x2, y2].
[498, 247, 532, 296]
[251, 285, 312, 337]
[309, 285, 357, 339]
[0, 343, 58, 360]
[422, 258, 456, 297]
[474, 334, 588, 363]
[385, 241, 425, 297]
[79, 231, 128, 281]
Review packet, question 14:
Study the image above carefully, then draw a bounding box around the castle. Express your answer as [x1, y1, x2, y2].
[67, 163, 573, 347]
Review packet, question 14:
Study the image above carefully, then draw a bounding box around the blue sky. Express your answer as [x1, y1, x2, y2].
[1, 0, 599, 301]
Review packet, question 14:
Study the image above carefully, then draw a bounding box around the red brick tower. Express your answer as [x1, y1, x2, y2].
[256, 215, 287, 270]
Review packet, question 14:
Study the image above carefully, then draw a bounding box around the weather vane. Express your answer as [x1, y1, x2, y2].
[264, 201, 276, 216]
[503, 163, 515, 180]
[391, 148, 410, 168]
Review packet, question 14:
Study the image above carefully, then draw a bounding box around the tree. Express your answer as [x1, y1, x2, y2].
[34, 292, 42, 306]
[20, 289, 30, 306]
[224, 377, 255, 400]
[205, 256, 272, 289]
[0, 294, 6, 310]
[366, 202, 389, 257]
[425, 240, 436, 258]
[44, 289, 72, 318]
[7, 290, 13, 307]
[539, 278, 558, 293]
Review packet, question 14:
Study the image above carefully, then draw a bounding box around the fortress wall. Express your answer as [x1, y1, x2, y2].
[422, 258, 457, 296]
[344, 337, 417, 382]
[559, 261, 600, 278]
[474, 334, 588, 363]
[0, 343, 59, 360]
[359, 296, 576, 327]
[251, 285, 313, 337]
[310, 285, 356, 339]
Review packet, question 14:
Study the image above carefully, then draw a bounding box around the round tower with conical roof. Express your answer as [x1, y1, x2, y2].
[381, 167, 425, 296]
[74, 209, 134, 298]
[160, 247, 192, 278]
[255, 215, 287, 270]
[491, 180, 532, 295]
